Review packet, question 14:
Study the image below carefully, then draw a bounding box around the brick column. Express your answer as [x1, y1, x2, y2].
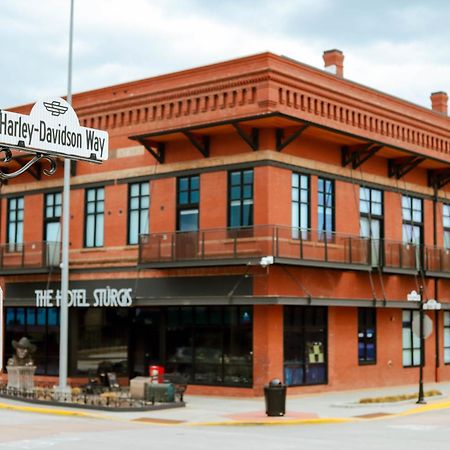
[252, 305, 284, 393]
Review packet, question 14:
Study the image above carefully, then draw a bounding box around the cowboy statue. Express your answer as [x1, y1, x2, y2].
[7, 337, 36, 367]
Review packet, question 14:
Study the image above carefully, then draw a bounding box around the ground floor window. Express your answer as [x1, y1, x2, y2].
[72, 306, 253, 387]
[75, 308, 129, 376]
[444, 311, 450, 364]
[163, 306, 253, 386]
[402, 310, 420, 367]
[284, 306, 327, 386]
[4, 307, 60, 375]
[358, 308, 376, 364]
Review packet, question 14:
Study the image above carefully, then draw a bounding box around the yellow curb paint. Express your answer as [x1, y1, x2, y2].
[187, 417, 356, 427]
[395, 401, 450, 417]
[0, 402, 117, 421]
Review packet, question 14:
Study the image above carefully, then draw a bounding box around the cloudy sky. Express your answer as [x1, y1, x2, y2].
[1, 0, 450, 110]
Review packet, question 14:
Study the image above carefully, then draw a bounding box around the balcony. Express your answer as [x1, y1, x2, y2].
[381, 240, 420, 274]
[0, 241, 61, 274]
[138, 226, 371, 270]
[424, 246, 450, 278]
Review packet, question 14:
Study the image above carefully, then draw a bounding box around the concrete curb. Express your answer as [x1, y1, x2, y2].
[0, 397, 449, 427]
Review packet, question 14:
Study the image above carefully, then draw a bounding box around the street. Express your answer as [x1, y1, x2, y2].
[0, 405, 448, 449]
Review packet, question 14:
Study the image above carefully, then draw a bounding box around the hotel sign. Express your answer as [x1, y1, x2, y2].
[0, 97, 108, 162]
[35, 286, 132, 308]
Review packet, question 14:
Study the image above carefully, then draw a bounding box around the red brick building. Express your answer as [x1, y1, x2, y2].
[2, 50, 450, 396]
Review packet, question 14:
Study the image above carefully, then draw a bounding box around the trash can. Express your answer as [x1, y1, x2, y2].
[264, 378, 286, 416]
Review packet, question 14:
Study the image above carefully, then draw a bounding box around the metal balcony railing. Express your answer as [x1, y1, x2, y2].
[424, 246, 450, 276]
[381, 239, 420, 272]
[138, 226, 371, 269]
[0, 241, 61, 273]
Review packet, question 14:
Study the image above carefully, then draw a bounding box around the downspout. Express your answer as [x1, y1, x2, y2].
[433, 187, 440, 382]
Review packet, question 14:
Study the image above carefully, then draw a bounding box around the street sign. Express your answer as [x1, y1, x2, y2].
[407, 290, 421, 302]
[0, 97, 108, 162]
[412, 314, 433, 339]
[423, 299, 442, 310]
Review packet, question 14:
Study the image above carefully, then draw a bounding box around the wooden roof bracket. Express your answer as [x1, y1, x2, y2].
[232, 123, 259, 151]
[388, 156, 425, 179]
[183, 131, 210, 158]
[428, 168, 450, 189]
[276, 125, 309, 152]
[141, 140, 165, 164]
[342, 143, 382, 169]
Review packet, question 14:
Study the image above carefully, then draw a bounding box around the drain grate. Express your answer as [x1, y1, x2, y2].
[354, 412, 393, 419]
[132, 417, 186, 424]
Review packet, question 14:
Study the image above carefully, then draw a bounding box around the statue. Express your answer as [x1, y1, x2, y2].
[6, 337, 37, 392]
[8, 337, 36, 366]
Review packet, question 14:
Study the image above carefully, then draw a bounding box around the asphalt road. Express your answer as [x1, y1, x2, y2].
[0, 407, 449, 450]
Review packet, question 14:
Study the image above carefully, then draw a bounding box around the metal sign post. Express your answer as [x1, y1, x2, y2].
[409, 286, 442, 405]
[0, 287, 3, 373]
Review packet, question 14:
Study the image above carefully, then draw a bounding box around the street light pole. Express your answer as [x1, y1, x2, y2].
[57, 0, 74, 393]
[417, 284, 426, 404]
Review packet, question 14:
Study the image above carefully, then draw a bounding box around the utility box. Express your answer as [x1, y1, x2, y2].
[145, 383, 175, 403]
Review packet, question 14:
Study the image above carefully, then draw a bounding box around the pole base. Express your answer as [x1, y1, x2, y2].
[416, 399, 427, 405]
[53, 385, 72, 402]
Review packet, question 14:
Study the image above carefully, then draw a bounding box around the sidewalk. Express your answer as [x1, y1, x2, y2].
[1, 382, 450, 426]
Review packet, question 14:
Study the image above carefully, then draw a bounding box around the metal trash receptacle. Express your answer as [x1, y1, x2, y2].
[264, 378, 286, 416]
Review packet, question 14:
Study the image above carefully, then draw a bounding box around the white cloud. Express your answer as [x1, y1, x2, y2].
[0, 0, 449, 111]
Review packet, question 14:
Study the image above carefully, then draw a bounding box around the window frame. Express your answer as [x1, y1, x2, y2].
[358, 308, 377, 365]
[317, 177, 335, 240]
[402, 310, 421, 367]
[7, 196, 24, 249]
[227, 169, 254, 229]
[176, 175, 200, 232]
[127, 181, 150, 245]
[44, 192, 62, 241]
[292, 172, 310, 236]
[401, 195, 423, 245]
[444, 311, 450, 365]
[84, 186, 105, 248]
[443, 204, 450, 250]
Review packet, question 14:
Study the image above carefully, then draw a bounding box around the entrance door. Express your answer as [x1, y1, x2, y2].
[129, 308, 162, 377]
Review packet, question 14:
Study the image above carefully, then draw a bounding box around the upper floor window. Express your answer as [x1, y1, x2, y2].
[360, 187, 383, 266]
[292, 173, 309, 237]
[177, 175, 199, 232]
[7, 197, 24, 247]
[402, 195, 422, 245]
[444, 311, 450, 364]
[318, 178, 334, 240]
[402, 310, 420, 367]
[128, 182, 149, 245]
[84, 187, 104, 248]
[443, 204, 450, 249]
[228, 170, 253, 228]
[44, 192, 62, 241]
[358, 308, 376, 364]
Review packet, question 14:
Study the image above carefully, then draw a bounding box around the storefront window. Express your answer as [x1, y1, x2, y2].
[4, 307, 60, 375]
[165, 306, 253, 386]
[284, 306, 327, 386]
[76, 308, 129, 376]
